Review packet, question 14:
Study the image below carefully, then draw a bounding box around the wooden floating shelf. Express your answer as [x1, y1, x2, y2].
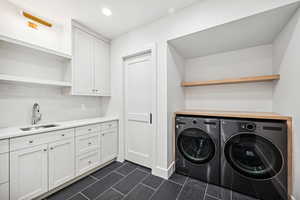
[182, 74, 280, 87]
[0, 74, 72, 87]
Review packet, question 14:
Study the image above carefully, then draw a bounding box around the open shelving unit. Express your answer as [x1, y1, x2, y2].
[0, 74, 72, 87]
[181, 74, 280, 87]
[0, 34, 72, 60]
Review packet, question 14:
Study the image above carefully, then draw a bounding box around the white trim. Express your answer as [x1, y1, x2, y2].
[152, 161, 175, 179]
[71, 19, 110, 43]
[122, 43, 157, 171]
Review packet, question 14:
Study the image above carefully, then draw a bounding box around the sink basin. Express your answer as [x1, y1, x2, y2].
[20, 124, 59, 132]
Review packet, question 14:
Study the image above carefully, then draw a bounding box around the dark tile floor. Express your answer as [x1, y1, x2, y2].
[45, 161, 258, 200]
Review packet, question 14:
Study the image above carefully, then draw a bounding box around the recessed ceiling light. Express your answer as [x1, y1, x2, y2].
[102, 8, 112, 16]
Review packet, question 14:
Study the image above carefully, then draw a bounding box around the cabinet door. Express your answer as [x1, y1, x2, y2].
[48, 138, 75, 190]
[73, 28, 94, 95]
[101, 129, 118, 163]
[10, 144, 48, 200]
[94, 38, 110, 96]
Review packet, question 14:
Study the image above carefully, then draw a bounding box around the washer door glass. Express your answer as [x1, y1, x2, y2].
[178, 128, 215, 164]
[225, 134, 283, 180]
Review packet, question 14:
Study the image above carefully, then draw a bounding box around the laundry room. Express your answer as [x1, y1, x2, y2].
[0, 0, 300, 200]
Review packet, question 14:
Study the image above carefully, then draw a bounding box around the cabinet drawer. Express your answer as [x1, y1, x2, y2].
[0, 140, 9, 154]
[76, 132, 99, 155]
[10, 129, 75, 151]
[0, 182, 9, 200]
[0, 153, 8, 184]
[101, 121, 118, 131]
[76, 150, 100, 176]
[75, 124, 100, 136]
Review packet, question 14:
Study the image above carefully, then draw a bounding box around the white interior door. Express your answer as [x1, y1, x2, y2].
[124, 51, 156, 168]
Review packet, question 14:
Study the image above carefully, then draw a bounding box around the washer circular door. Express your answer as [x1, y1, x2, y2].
[224, 134, 283, 180]
[177, 128, 215, 164]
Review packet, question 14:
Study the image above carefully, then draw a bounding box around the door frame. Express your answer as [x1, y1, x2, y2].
[122, 43, 157, 170]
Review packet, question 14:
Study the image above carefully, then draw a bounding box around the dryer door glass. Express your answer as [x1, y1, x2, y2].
[225, 134, 283, 179]
[178, 128, 215, 164]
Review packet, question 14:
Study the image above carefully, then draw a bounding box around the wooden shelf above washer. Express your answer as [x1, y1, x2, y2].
[181, 74, 280, 87]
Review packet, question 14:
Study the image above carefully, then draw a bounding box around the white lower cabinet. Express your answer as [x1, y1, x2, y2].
[8, 120, 118, 200]
[101, 128, 118, 163]
[76, 150, 100, 176]
[10, 144, 48, 200]
[0, 182, 9, 200]
[49, 139, 75, 190]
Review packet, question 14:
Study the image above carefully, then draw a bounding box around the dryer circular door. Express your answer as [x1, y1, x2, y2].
[177, 128, 215, 164]
[224, 134, 283, 180]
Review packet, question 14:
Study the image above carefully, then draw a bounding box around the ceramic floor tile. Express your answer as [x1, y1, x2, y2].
[123, 184, 155, 200]
[47, 176, 96, 200]
[113, 169, 149, 195]
[95, 189, 123, 200]
[82, 172, 124, 200]
[91, 161, 123, 180]
[150, 181, 182, 200]
[169, 173, 187, 185]
[142, 175, 164, 189]
[177, 179, 207, 200]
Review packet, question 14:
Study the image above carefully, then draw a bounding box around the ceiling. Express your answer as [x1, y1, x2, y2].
[169, 2, 300, 59]
[8, 0, 200, 39]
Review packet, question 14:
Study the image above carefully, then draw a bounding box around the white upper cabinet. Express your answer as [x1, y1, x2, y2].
[94, 38, 110, 96]
[72, 26, 110, 96]
[73, 28, 94, 95]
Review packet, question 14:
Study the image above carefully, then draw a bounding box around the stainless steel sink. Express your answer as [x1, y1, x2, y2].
[20, 124, 59, 132]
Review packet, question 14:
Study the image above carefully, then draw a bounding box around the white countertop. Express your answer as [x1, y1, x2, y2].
[0, 116, 119, 140]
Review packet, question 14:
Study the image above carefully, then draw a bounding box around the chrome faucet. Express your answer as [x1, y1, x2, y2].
[32, 103, 42, 125]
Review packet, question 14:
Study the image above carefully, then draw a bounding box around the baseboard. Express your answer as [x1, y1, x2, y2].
[152, 161, 175, 179]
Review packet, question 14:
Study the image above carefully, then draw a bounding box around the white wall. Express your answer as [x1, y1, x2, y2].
[0, 0, 71, 55]
[273, 8, 300, 200]
[108, 0, 299, 177]
[185, 45, 274, 112]
[167, 45, 185, 166]
[0, 83, 103, 128]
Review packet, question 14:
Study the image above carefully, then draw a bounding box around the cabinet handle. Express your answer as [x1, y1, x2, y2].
[43, 149, 47, 152]
[29, 140, 33, 144]
[88, 142, 92, 145]
[50, 147, 54, 150]
[150, 113, 152, 124]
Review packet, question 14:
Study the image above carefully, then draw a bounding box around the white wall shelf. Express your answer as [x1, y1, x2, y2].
[0, 34, 72, 60]
[0, 74, 72, 87]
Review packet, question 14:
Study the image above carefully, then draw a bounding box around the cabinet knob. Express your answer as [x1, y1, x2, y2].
[43, 149, 47, 152]
[50, 147, 54, 150]
[61, 134, 65, 137]
[88, 160, 92, 164]
[88, 142, 92, 145]
[88, 128, 92, 131]
[29, 140, 33, 144]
